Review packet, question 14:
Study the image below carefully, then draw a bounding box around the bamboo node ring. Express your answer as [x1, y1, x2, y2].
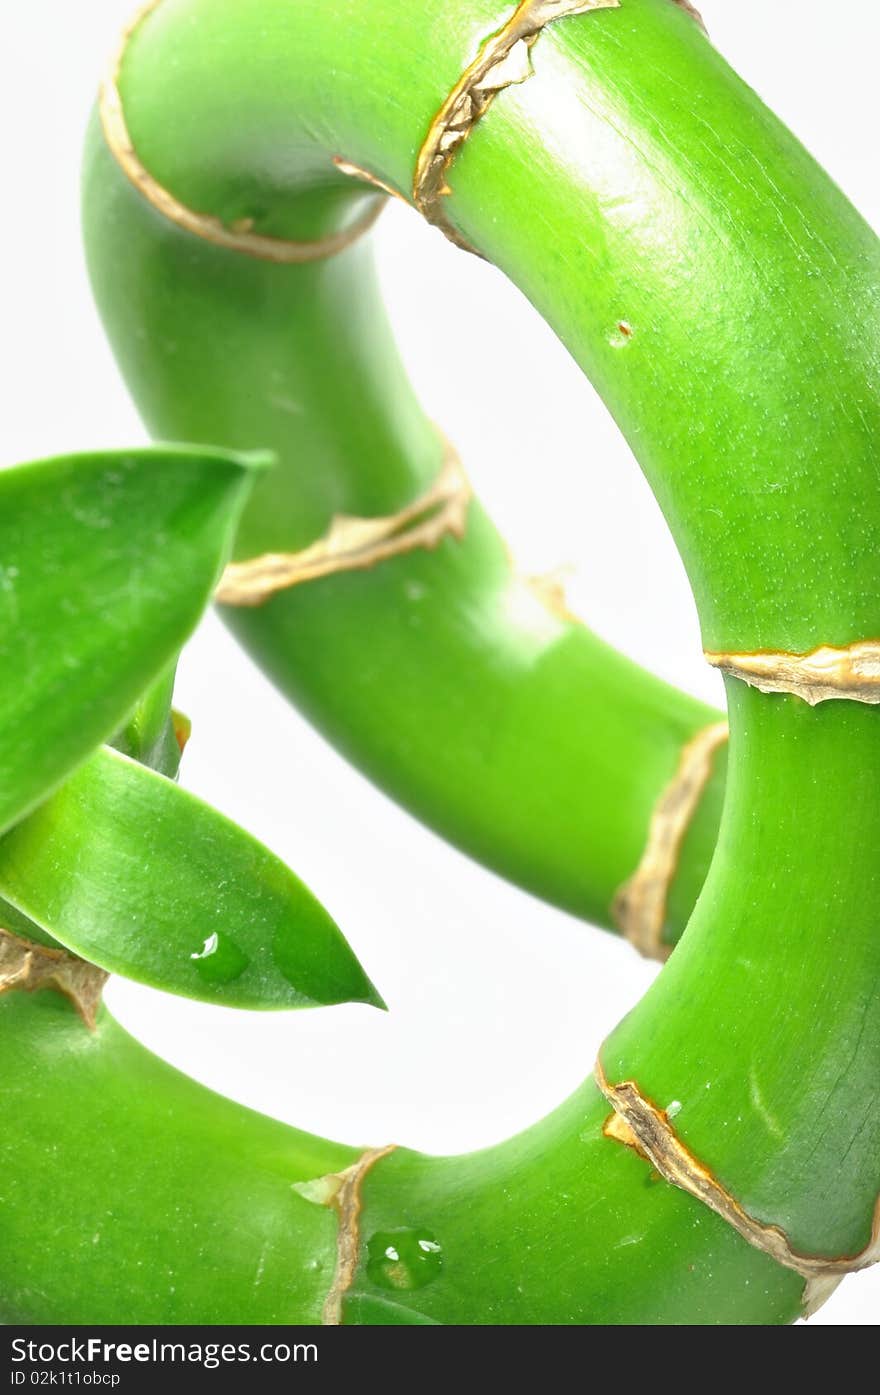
[294, 1145, 398, 1325]
[595, 1058, 880, 1317]
[333, 157, 408, 204]
[413, 0, 620, 253]
[705, 640, 880, 706]
[612, 720, 728, 961]
[101, 0, 385, 264]
[0, 927, 108, 1031]
[216, 440, 473, 608]
[670, 0, 708, 35]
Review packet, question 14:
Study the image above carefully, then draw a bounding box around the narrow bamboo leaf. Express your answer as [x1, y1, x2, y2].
[0, 893, 54, 948]
[111, 663, 183, 778]
[0, 445, 266, 834]
[0, 746, 383, 1011]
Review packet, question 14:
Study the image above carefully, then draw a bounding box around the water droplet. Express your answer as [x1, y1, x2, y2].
[190, 931, 249, 985]
[366, 1228, 442, 1292]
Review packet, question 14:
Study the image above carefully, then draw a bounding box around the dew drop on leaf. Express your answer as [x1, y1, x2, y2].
[190, 931, 249, 985]
[366, 1228, 443, 1291]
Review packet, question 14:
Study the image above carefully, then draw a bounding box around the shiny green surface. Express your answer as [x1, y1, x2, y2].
[0, 990, 356, 1324]
[83, 12, 725, 948]
[349, 1086, 802, 1326]
[0, 444, 261, 835]
[225, 514, 723, 934]
[112, 664, 182, 778]
[100, 0, 880, 652]
[0, 746, 381, 1010]
[351, 686, 879, 1320]
[604, 684, 880, 1258]
[71, 0, 880, 1324]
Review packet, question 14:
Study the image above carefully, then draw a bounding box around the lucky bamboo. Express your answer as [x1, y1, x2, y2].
[2, 0, 878, 1326]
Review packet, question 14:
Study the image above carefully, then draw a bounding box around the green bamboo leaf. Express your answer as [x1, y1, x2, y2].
[111, 663, 184, 778]
[0, 445, 266, 834]
[0, 745, 383, 1011]
[0, 893, 51, 947]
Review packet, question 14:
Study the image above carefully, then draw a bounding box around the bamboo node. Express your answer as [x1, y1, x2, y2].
[100, 0, 385, 264]
[216, 441, 473, 608]
[612, 720, 728, 961]
[333, 157, 408, 204]
[705, 640, 880, 706]
[294, 1145, 398, 1325]
[669, 0, 708, 35]
[595, 1058, 880, 1317]
[0, 927, 108, 1031]
[524, 566, 582, 624]
[413, 0, 620, 253]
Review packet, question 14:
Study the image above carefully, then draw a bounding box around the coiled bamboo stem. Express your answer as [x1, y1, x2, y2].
[32, 0, 879, 1322]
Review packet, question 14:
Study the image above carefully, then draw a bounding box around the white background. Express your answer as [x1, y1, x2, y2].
[2, 1, 879, 1324]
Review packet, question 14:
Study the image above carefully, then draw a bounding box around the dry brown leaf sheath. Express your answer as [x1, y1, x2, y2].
[0, 928, 108, 1030]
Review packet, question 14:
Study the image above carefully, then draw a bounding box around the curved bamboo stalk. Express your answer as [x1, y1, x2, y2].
[59, 0, 880, 1324]
[83, 0, 728, 953]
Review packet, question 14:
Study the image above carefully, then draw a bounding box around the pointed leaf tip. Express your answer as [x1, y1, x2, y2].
[0, 748, 382, 1013]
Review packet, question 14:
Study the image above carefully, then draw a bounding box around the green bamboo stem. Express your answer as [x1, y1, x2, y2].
[111, 664, 182, 778]
[83, 0, 728, 954]
[59, 0, 880, 1324]
[0, 991, 355, 1323]
[349, 685, 880, 1323]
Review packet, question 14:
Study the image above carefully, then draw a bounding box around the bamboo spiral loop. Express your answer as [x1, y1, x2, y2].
[4, 0, 876, 1327]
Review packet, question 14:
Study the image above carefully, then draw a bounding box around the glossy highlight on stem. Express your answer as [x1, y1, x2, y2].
[54, 0, 880, 1325]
